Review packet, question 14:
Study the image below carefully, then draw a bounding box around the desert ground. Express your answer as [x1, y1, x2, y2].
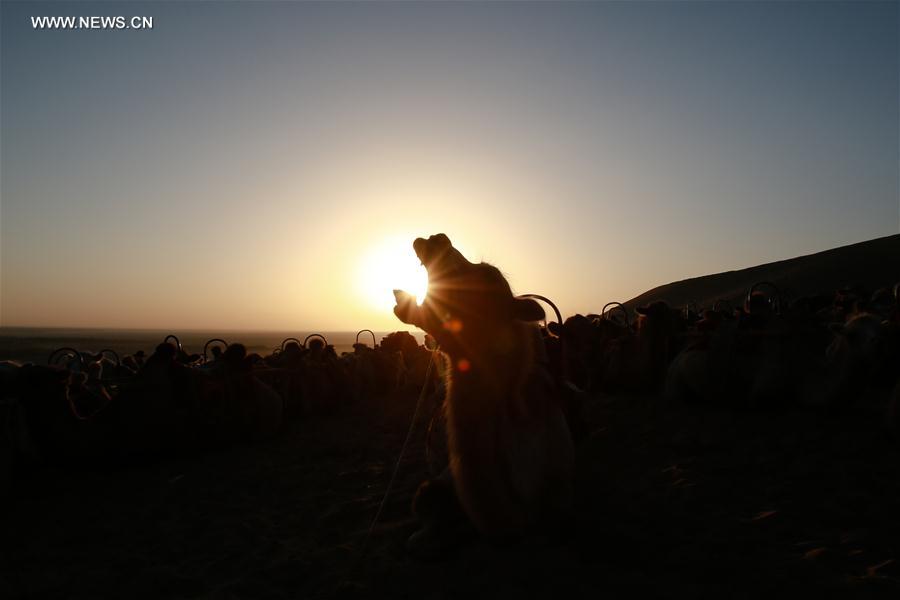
[3, 383, 898, 599]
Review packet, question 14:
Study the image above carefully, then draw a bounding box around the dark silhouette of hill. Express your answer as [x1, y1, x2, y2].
[626, 234, 900, 310]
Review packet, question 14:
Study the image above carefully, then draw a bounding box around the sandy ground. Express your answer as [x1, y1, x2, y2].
[2, 389, 899, 599]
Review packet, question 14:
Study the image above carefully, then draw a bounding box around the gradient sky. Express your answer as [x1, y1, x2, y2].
[2, 1, 898, 331]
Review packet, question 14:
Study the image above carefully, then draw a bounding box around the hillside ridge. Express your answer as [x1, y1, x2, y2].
[625, 234, 900, 310]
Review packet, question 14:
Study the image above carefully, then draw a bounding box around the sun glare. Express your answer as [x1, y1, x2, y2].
[357, 236, 429, 311]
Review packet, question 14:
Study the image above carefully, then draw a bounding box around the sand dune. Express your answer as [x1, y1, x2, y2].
[625, 234, 900, 311]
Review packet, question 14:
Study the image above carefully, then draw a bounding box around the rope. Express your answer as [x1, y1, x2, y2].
[351, 345, 439, 573]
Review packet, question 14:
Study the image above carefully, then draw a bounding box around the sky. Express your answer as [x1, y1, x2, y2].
[1, 0, 897, 331]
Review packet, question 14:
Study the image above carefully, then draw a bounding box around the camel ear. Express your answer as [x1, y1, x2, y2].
[513, 297, 544, 322]
[432, 233, 451, 251]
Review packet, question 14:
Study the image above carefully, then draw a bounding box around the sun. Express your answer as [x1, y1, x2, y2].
[356, 236, 429, 311]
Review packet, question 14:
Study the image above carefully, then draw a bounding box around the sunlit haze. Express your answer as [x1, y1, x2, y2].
[1, 1, 897, 331]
